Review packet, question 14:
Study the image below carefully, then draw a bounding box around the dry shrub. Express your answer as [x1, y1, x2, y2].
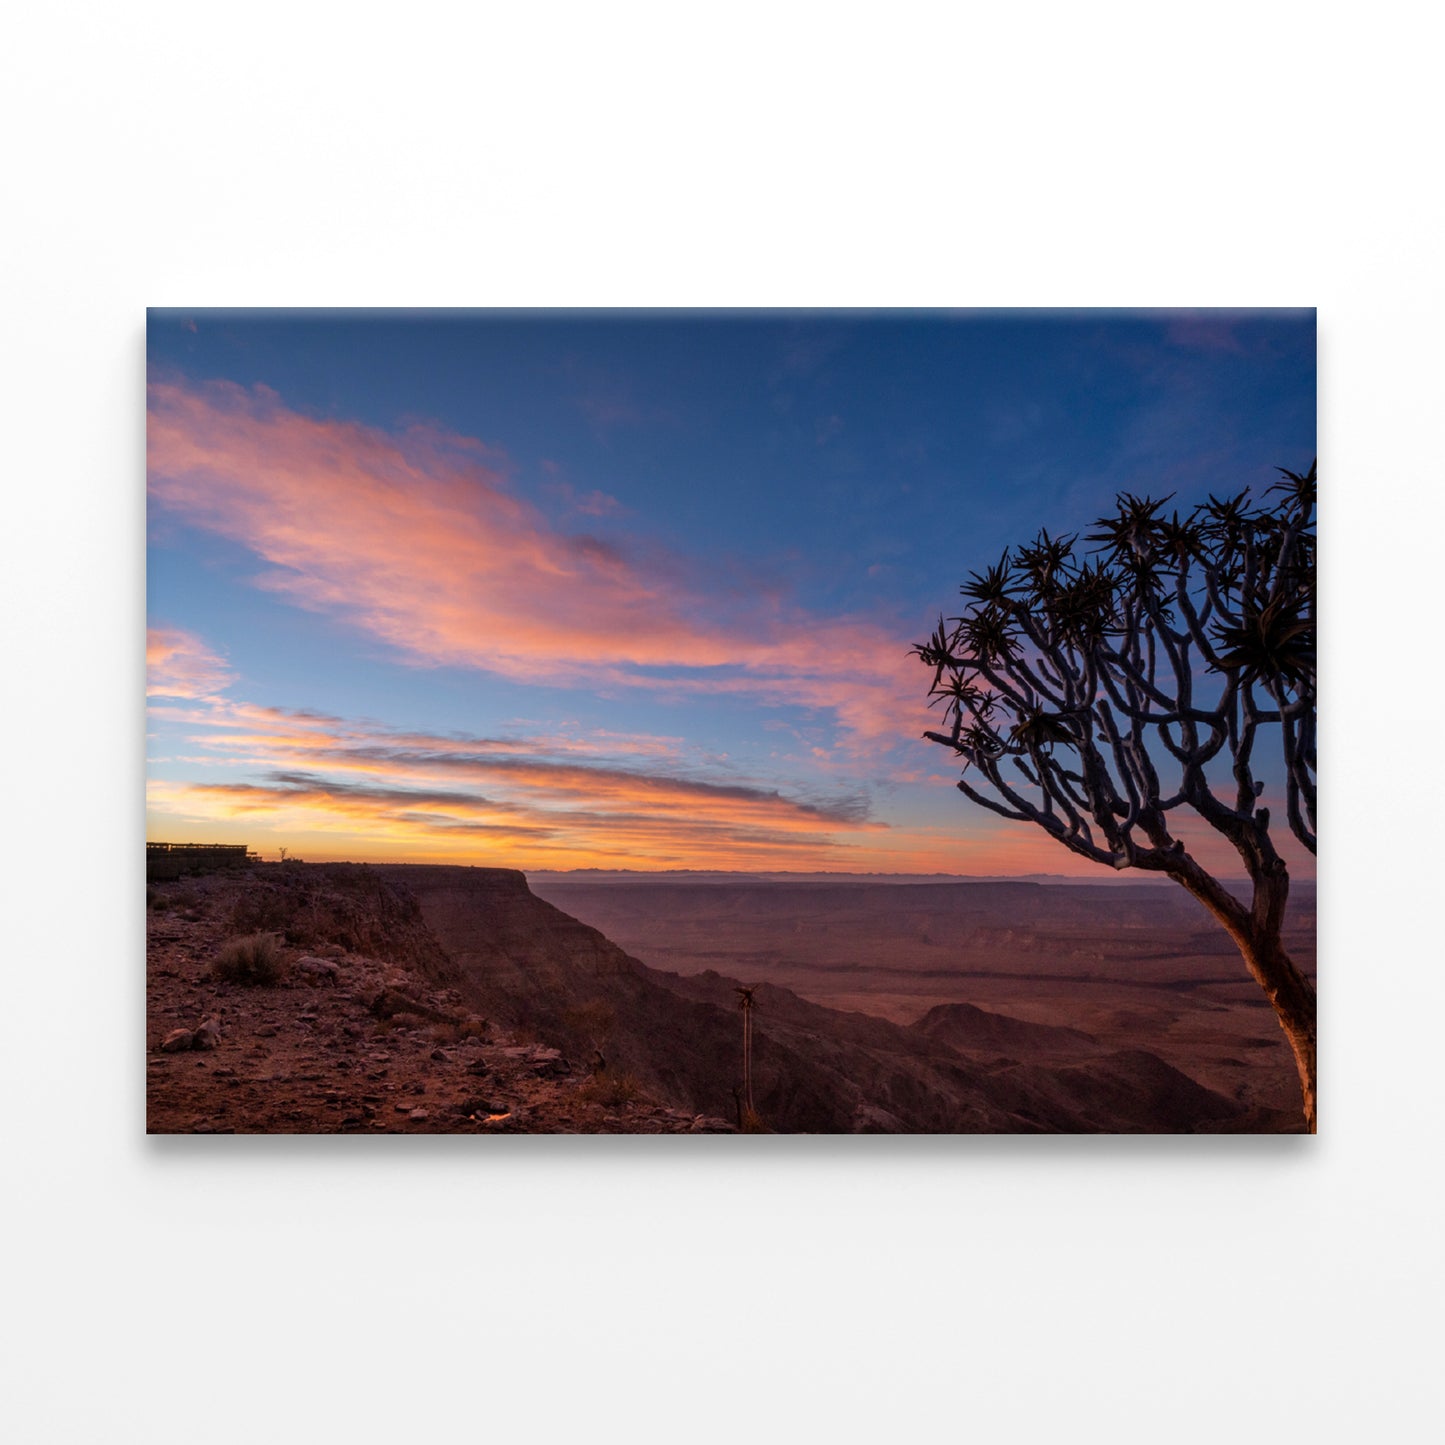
[430, 1015, 488, 1045]
[740, 1106, 769, 1134]
[213, 932, 285, 985]
[374, 1013, 426, 1035]
[578, 1071, 643, 1108]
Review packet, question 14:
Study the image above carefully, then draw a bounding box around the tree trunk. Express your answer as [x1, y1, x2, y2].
[1166, 858, 1317, 1133]
[1239, 929, 1317, 1134]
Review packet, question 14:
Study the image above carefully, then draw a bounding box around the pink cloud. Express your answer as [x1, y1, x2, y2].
[543, 478, 625, 518]
[146, 378, 921, 747]
[146, 626, 234, 698]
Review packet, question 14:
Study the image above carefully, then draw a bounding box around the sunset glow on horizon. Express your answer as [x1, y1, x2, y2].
[147, 311, 1316, 878]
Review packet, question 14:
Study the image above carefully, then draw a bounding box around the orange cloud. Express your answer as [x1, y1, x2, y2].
[147, 675, 892, 870]
[146, 378, 922, 747]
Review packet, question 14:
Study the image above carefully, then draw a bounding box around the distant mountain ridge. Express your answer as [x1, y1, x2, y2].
[527, 868, 1317, 888]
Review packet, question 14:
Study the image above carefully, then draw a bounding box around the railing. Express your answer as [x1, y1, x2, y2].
[146, 842, 253, 879]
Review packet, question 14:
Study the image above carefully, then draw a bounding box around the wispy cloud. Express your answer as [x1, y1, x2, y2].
[147, 656, 888, 869]
[543, 478, 625, 518]
[147, 626, 234, 698]
[147, 377, 921, 749]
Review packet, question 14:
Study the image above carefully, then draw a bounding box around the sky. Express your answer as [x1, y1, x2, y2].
[146, 310, 1316, 876]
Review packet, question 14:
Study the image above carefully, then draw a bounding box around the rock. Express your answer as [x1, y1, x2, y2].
[369, 986, 454, 1023]
[296, 956, 340, 986]
[314, 943, 346, 959]
[255, 1024, 279, 1038]
[408, 1108, 428, 1121]
[456, 1096, 501, 1118]
[161, 1028, 194, 1053]
[430, 1048, 449, 1062]
[689, 1115, 736, 1133]
[465, 1059, 491, 1076]
[192, 1017, 223, 1050]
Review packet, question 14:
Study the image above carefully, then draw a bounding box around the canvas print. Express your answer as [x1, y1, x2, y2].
[146, 309, 1317, 1134]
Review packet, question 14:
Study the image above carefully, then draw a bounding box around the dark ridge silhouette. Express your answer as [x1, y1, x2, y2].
[910, 1001, 1101, 1058]
[376, 864, 1260, 1133]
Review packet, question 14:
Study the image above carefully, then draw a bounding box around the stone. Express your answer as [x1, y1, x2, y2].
[369, 986, 453, 1023]
[296, 956, 340, 986]
[192, 1017, 223, 1050]
[456, 1096, 501, 1118]
[430, 1048, 449, 1062]
[160, 1028, 193, 1053]
[408, 1108, 428, 1121]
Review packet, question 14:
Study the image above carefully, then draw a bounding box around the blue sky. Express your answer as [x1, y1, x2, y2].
[146, 309, 1315, 874]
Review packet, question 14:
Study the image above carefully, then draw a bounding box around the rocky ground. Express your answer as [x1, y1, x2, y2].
[146, 872, 733, 1134]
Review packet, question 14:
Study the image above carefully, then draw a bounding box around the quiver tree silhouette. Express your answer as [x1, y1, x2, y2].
[914, 463, 1318, 1130]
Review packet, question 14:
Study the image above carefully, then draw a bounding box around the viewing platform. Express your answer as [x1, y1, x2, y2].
[147, 842, 254, 881]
